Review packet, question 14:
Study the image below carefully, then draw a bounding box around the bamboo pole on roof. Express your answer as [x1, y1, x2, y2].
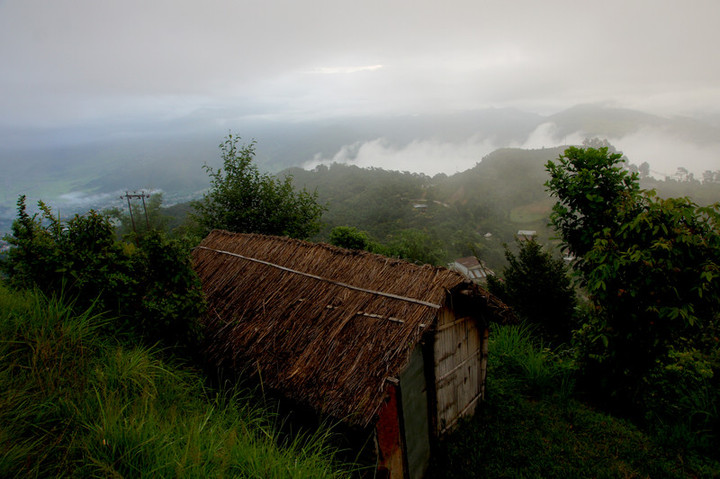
[196, 245, 443, 308]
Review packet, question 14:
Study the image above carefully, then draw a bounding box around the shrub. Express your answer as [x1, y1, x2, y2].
[191, 134, 325, 239]
[643, 347, 720, 453]
[487, 238, 577, 345]
[1, 196, 205, 349]
[328, 226, 372, 250]
[546, 146, 720, 420]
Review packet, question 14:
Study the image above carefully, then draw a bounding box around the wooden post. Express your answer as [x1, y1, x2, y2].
[479, 327, 489, 400]
[123, 191, 137, 235]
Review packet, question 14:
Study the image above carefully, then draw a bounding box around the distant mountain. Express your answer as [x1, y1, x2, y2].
[548, 104, 720, 145]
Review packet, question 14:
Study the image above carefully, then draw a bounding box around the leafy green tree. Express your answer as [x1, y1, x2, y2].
[487, 238, 577, 345]
[545, 146, 640, 259]
[545, 146, 720, 413]
[576, 193, 720, 384]
[192, 135, 325, 239]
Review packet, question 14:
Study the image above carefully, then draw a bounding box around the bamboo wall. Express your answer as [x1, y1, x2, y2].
[433, 307, 483, 434]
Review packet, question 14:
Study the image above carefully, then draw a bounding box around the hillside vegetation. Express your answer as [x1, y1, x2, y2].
[3, 281, 717, 477]
[281, 147, 567, 270]
[0, 192, 353, 477]
[284, 145, 720, 270]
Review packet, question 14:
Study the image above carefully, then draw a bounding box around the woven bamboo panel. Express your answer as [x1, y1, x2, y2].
[434, 309, 482, 433]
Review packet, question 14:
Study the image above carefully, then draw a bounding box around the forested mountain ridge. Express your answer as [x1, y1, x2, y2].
[284, 145, 720, 269]
[285, 147, 571, 269]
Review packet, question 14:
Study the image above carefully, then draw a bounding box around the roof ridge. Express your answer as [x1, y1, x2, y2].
[195, 245, 443, 309]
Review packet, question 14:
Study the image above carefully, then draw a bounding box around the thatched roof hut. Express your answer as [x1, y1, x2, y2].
[192, 230, 513, 478]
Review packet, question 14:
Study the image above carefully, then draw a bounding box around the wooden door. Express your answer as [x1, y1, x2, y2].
[433, 309, 483, 434]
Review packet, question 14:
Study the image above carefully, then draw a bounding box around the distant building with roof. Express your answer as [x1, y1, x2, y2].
[448, 256, 493, 282]
[517, 230, 537, 241]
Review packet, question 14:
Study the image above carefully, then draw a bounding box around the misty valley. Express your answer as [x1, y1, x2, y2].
[3, 103, 720, 253]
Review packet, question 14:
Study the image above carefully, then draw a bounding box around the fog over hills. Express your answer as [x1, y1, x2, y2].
[3, 0, 719, 236]
[1, 103, 719, 235]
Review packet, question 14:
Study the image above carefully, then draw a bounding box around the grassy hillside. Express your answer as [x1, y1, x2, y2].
[5, 284, 717, 478]
[3, 286, 718, 478]
[0, 283, 352, 478]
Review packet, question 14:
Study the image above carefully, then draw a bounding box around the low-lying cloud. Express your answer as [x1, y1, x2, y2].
[304, 136, 500, 176]
[613, 128, 720, 178]
[57, 189, 163, 210]
[304, 123, 720, 178]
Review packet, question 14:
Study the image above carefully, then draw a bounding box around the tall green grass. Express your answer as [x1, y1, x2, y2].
[489, 322, 575, 400]
[0, 283, 352, 478]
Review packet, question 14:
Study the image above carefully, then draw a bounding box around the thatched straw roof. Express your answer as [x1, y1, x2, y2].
[192, 230, 511, 427]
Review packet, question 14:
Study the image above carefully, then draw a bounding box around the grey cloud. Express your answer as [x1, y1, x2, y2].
[1, 0, 720, 130]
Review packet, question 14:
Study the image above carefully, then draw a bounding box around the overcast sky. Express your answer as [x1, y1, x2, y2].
[2, 0, 719, 132]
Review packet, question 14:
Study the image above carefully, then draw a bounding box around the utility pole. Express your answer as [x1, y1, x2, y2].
[120, 191, 151, 237]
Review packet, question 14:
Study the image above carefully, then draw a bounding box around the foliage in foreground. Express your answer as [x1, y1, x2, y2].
[546, 146, 720, 426]
[0, 284, 350, 478]
[427, 325, 720, 478]
[1, 195, 205, 349]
